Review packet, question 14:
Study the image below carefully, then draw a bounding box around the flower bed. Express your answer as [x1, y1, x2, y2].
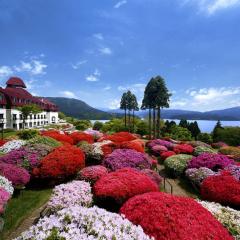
[84, 129, 103, 140]
[70, 132, 94, 144]
[98, 132, 137, 143]
[28, 136, 61, 148]
[164, 154, 193, 177]
[47, 181, 93, 211]
[201, 171, 240, 207]
[120, 192, 234, 240]
[160, 151, 176, 160]
[225, 164, 240, 180]
[0, 140, 26, 154]
[16, 206, 152, 240]
[173, 144, 194, 154]
[120, 140, 145, 153]
[0, 176, 14, 195]
[187, 153, 234, 171]
[194, 146, 217, 156]
[140, 169, 163, 186]
[41, 131, 74, 145]
[103, 149, 152, 171]
[77, 165, 108, 184]
[199, 201, 240, 239]
[0, 163, 30, 188]
[94, 168, 158, 210]
[212, 142, 228, 149]
[220, 147, 240, 161]
[33, 145, 85, 180]
[147, 139, 174, 150]
[0, 187, 11, 215]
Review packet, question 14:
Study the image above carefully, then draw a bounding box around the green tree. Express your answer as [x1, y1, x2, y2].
[212, 120, 223, 141]
[188, 121, 201, 139]
[93, 121, 103, 130]
[58, 112, 66, 120]
[120, 92, 128, 127]
[18, 104, 41, 129]
[168, 125, 192, 141]
[197, 133, 213, 144]
[179, 119, 189, 129]
[130, 93, 139, 132]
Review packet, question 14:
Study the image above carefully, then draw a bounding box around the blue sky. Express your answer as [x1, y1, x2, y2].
[0, 0, 240, 111]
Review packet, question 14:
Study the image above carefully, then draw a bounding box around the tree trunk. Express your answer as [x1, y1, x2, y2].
[157, 107, 161, 138]
[128, 110, 131, 132]
[132, 110, 135, 133]
[153, 108, 156, 139]
[124, 109, 127, 127]
[148, 108, 152, 140]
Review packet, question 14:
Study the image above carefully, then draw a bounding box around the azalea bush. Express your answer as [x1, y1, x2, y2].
[160, 151, 176, 160]
[103, 149, 152, 171]
[0, 163, 30, 188]
[0, 140, 26, 154]
[199, 201, 240, 239]
[120, 192, 233, 240]
[187, 140, 211, 148]
[0, 140, 7, 147]
[98, 131, 137, 143]
[16, 206, 152, 240]
[212, 142, 228, 149]
[120, 140, 145, 153]
[27, 136, 61, 148]
[151, 145, 168, 155]
[77, 165, 108, 184]
[33, 145, 85, 179]
[185, 167, 216, 187]
[225, 164, 240, 180]
[147, 139, 174, 150]
[188, 153, 234, 171]
[94, 168, 158, 210]
[164, 154, 193, 177]
[0, 147, 39, 171]
[220, 146, 240, 161]
[0, 176, 14, 195]
[84, 129, 103, 140]
[194, 146, 217, 156]
[41, 131, 74, 145]
[173, 144, 194, 154]
[48, 181, 93, 211]
[70, 132, 94, 144]
[17, 129, 39, 140]
[0, 187, 11, 215]
[201, 171, 240, 207]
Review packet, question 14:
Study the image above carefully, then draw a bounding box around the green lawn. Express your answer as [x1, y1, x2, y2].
[1, 188, 52, 240]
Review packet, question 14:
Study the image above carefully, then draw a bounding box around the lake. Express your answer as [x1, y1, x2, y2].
[90, 119, 240, 133]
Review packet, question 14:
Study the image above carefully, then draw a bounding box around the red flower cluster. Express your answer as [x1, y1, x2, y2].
[41, 131, 73, 145]
[94, 168, 158, 207]
[0, 140, 7, 147]
[120, 140, 145, 153]
[101, 142, 119, 157]
[201, 171, 240, 207]
[33, 145, 85, 179]
[120, 192, 234, 240]
[70, 132, 94, 145]
[98, 132, 137, 143]
[173, 144, 194, 154]
[161, 151, 176, 160]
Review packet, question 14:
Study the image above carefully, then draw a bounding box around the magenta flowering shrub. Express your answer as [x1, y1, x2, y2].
[187, 153, 234, 171]
[140, 169, 163, 186]
[0, 187, 10, 215]
[151, 145, 168, 155]
[0, 163, 30, 187]
[147, 139, 174, 150]
[24, 144, 54, 161]
[103, 149, 152, 171]
[0, 147, 38, 171]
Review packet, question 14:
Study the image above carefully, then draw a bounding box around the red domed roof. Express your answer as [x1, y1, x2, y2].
[6, 77, 27, 88]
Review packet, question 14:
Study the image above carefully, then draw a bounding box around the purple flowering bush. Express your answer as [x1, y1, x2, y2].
[0, 187, 11, 215]
[0, 147, 39, 171]
[185, 167, 217, 186]
[24, 144, 54, 161]
[103, 149, 152, 171]
[188, 153, 234, 171]
[0, 163, 30, 188]
[147, 139, 174, 150]
[140, 169, 163, 186]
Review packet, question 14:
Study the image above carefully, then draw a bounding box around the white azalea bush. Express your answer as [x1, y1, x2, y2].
[0, 140, 26, 154]
[199, 200, 240, 239]
[0, 176, 14, 195]
[48, 181, 93, 211]
[16, 206, 153, 240]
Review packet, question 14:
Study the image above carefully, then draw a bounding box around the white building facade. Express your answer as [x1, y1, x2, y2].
[0, 77, 59, 130]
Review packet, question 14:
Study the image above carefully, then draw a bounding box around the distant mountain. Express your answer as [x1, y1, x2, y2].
[45, 97, 123, 120]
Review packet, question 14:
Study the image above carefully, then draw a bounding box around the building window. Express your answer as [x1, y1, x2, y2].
[0, 114, 3, 119]
[52, 116, 56, 123]
[20, 114, 23, 120]
[13, 114, 17, 120]
[34, 122, 36, 126]
[29, 122, 32, 127]
[30, 115, 32, 120]
[34, 115, 36, 119]
[37, 115, 40, 119]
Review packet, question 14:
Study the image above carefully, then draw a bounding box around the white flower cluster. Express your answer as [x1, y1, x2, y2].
[47, 181, 93, 211]
[0, 176, 14, 195]
[0, 140, 26, 153]
[92, 140, 112, 156]
[199, 200, 240, 239]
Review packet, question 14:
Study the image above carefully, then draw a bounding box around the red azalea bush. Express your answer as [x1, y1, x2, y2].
[120, 192, 234, 240]
[101, 142, 119, 157]
[77, 165, 108, 184]
[70, 132, 94, 145]
[120, 140, 145, 153]
[41, 131, 73, 145]
[33, 145, 85, 179]
[93, 168, 158, 211]
[160, 151, 176, 160]
[173, 144, 194, 154]
[0, 163, 30, 187]
[200, 171, 240, 207]
[98, 132, 137, 143]
[0, 140, 7, 147]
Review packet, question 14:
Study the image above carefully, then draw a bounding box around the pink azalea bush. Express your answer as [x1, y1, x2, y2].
[103, 149, 152, 171]
[0, 187, 10, 215]
[188, 153, 234, 171]
[0, 163, 30, 188]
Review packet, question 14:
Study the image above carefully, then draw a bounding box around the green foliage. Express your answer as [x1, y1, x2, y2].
[179, 119, 189, 128]
[136, 121, 148, 136]
[167, 125, 192, 141]
[101, 118, 127, 133]
[17, 129, 39, 140]
[213, 127, 240, 146]
[194, 146, 217, 156]
[212, 120, 223, 140]
[18, 104, 41, 119]
[197, 133, 213, 144]
[93, 121, 104, 130]
[28, 136, 62, 147]
[58, 112, 66, 119]
[74, 120, 92, 131]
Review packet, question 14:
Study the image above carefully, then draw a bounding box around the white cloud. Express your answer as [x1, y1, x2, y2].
[99, 47, 112, 55]
[183, 0, 240, 14]
[114, 0, 127, 9]
[15, 60, 47, 75]
[93, 33, 104, 40]
[71, 60, 88, 69]
[59, 90, 76, 98]
[171, 99, 188, 108]
[118, 83, 145, 94]
[0, 66, 13, 78]
[109, 99, 120, 109]
[103, 86, 111, 91]
[86, 69, 101, 82]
